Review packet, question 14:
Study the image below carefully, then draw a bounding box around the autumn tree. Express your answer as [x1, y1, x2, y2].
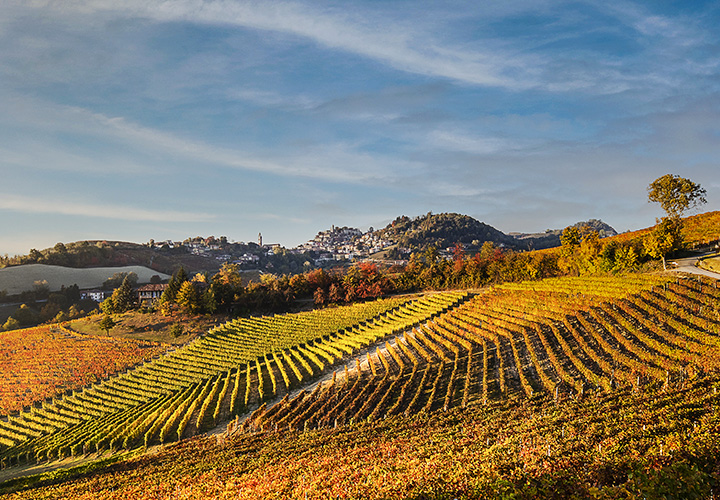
[99, 314, 116, 334]
[176, 281, 201, 315]
[214, 263, 242, 288]
[452, 243, 466, 274]
[313, 287, 327, 306]
[159, 267, 189, 310]
[646, 174, 707, 269]
[648, 174, 707, 220]
[2, 317, 20, 332]
[558, 226, 582, 275]
[644, 217, 683, 270]
[328, 283, 344, 303]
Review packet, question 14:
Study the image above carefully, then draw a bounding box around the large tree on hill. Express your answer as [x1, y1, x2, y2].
[648, 174, 707, 220]
[647, 174, 707, 269]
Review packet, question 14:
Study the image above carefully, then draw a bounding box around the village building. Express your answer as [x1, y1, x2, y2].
[80, 289, 109, 302]
[137, 283, 168, 306]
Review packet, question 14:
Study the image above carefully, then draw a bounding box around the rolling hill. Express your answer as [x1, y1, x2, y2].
[377, 212, 521, 252]
[0, 265, 169, 295]
[1, 270, 720, 498]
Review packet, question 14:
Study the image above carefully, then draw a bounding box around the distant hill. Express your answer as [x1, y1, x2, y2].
[0, 240, 225, 275]
[0, 264, 170, 295]
[376, 212, 521, 253]
[372, 213, 620, 254]
[509, 219, 618, 250]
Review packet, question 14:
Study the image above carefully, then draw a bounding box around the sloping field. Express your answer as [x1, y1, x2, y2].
[0, 292, 466, 464]
[2, 273, 720, 498]
[0, 326, 168, 415]
[682, 210, 720, 246]
[610, 210, 720, 248]
[699, 255, 720, 273]
[3, 375, 718, 499]
[242, 274, 720, 433]
[0, 265, 169, 295]
[4, 276, 720, 500]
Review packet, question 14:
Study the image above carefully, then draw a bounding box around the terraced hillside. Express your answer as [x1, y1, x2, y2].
[0, 292, 467, 465]
[239, 274, 720, 434]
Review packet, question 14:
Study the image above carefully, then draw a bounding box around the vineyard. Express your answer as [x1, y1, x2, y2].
[1, 271, 720, 498]
[235, 274, 720, 435]
[3, 358, 720, 498]
[0, 326, 167, 415]
[0, 292, 466, 465]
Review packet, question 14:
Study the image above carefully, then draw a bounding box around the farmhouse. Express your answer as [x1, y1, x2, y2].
[137, 283, 167, 306]
[80, 289, 108, 302]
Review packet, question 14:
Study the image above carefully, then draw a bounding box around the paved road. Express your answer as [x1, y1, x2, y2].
[669, 253, 720, 279]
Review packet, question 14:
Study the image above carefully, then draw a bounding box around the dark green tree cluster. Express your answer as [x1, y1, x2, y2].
[0, 284, 91, 332]
[378, 212, 518, 253]
[100, 276, 136, 314]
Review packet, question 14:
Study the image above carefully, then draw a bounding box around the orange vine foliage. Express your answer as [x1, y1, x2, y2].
[0, 325, 167, 415]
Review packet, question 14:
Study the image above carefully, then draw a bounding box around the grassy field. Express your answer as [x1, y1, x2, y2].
[0, 265, 169, 295]
[68, 312, 224, 345]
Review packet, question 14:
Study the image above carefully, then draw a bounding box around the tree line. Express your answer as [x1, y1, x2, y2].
[4, 174, 709, 333]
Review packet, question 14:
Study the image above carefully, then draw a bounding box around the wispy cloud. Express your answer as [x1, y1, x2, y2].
[426, 181, 494, 198]
[92, 112, 413, 183]
[427, 129, 539, 155]
[226, 88, 318, 110]
[12, 0, 537, 89]
[1, 0, 719, 255]
[8, 1, 718, 100]
[2, 93, 412, 183]
[0, 194, 214, 222]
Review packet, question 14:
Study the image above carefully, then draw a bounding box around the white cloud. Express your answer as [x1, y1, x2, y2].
[226, 88, 318, 109]
[0, 193, 214, 222]
[1, 93, 415, 183]
[428, 129, 539, 155]
[9, 0, 537, 90]
[7, 0, 720, 100]
[93, 113, 409, 182]
[427, 181, 493, 198]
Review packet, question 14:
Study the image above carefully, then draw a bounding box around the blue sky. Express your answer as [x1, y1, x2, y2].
[1, 0, 719, 256]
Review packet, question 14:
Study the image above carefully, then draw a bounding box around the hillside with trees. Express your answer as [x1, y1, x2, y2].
[379, 212, 521, 257]
[510, 218, 618, 250]
[0, 175, 717, 498]
[0, 241, 212, 275]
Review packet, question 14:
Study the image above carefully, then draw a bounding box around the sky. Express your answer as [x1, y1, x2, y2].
[1, 0, 719, 256]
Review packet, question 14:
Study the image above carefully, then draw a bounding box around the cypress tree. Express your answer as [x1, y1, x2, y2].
[110, 276, 135, 312]
[160, 266, 188, 305]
